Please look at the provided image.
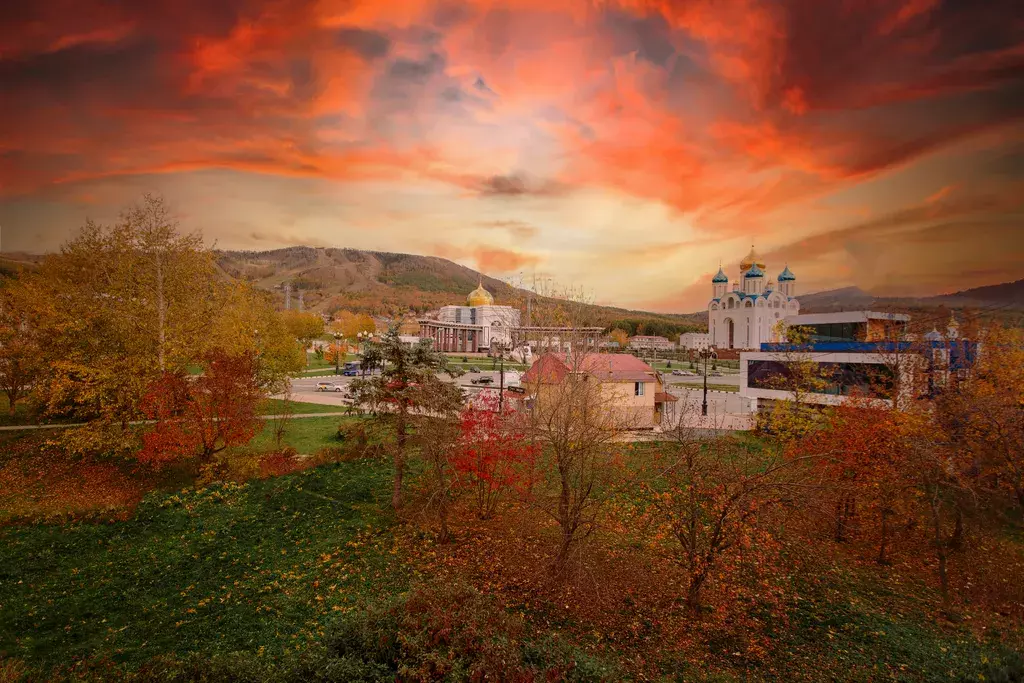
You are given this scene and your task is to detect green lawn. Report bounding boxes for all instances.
[247,415,353,455]
[302,353,360,370]
[674,382,739,393]
[0,461,404,671]
[257,399,348,416]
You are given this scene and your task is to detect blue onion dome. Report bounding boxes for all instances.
[778,265,796,282]
[712,267,729,283]
[744,263,765,278]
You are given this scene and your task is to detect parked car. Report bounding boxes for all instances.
[671,369,683,375]
[710,371,723,377]
[316,381,344,392]
[468,366,481,373]
[471,376,494,385]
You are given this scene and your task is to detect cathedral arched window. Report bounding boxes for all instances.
[744,300,753,308]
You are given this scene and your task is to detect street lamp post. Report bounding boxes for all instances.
[333,332,341,375]
[492,341,506,413]
[699,346,716,417]
[357,331,368,378]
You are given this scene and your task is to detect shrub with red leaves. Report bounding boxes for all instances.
[453,393,538,519]
[139,350,262,468]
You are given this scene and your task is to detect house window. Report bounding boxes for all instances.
[634,382,644,396]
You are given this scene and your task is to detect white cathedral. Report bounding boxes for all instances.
[708,247,799,349]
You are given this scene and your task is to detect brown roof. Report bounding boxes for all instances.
[655,391,678,403]
[523,353,656,384]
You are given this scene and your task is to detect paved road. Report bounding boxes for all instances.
[283,370,513,406]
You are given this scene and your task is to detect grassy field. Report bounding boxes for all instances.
[247,415,349,454]
[674,382,739,393]
[2,422,1021,680]
[0,461,404,671]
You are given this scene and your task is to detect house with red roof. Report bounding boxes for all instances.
[522,353,677,429]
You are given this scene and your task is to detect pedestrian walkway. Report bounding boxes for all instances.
[0,412,352,432]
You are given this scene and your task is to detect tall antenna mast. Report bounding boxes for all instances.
[527,272,535,328]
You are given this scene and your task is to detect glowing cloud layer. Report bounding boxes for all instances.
[1,0,1021,310]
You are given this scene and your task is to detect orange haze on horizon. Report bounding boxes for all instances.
[1,0,1022,312]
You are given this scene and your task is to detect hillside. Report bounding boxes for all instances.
[0,252,43,280]
[795,282,1024,327]
[216,247,705,334]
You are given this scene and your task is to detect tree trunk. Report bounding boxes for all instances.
[928,495,953,616]
[554,458,573,571]
[686,568,708,613]
[156,250,166,372]
[877,507,891,565]
[948,506,964,551]
[553,525,574,574]
[834,499,846,543]
[392,410,407,509]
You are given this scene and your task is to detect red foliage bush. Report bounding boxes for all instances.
[139,350,262,467]
[452,394,538,519]
[258,448,307,479]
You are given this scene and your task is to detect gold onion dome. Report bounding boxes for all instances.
[467,281,494,307]
[740,245,766,271]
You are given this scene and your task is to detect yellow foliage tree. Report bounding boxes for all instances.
[332,310,376,340]
[282,310,325,365]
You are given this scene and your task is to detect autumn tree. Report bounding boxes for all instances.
[941,325,1024,512]
[416,410,462,543]
[30,196,221,454]
[0,279,46,416]
[139,350,262,470]
[793,401,906,560]
[755,323,837,442]
[324,343,347,367]
[283,311,325,365]
[351,327,463,509]
[332,310,376,340]
[645,411,812,611]
[25,195,302,456]
[608,327,629,350]
[895,406,975,616]
[206,282,305,394]
[454,393,538,520]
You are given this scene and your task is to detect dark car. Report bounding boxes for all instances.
[471,376,494,385]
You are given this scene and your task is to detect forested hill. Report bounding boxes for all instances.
[215,247,704,336]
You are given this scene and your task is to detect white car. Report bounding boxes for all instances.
[315,381,344,392]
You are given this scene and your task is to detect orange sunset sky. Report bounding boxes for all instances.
[0,0,1022,312]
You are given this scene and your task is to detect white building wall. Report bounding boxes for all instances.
[679,332,711,350]
[708,291,798,350]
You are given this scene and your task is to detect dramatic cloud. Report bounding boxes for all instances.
[0,0,1022,311]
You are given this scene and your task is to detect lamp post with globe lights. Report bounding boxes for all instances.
[699,346,717,416]
[333,332,342,376]
[356,330,370,377]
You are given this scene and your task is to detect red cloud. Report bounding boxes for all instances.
[1,0,1022,303]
